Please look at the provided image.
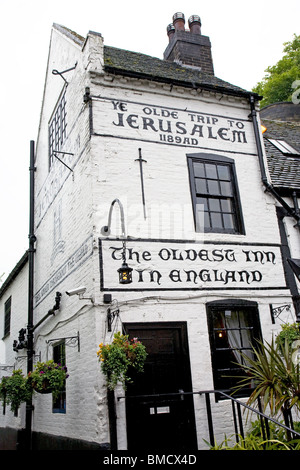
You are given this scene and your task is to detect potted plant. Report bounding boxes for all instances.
[0,369,32,414]
[28,360,69,400]
[233,337,300,439]
[275,322,300,353]
[97,331,147,390]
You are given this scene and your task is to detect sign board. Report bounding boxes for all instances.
[93,97,255,154]
[35,236,93,307]
[99,238,288,292]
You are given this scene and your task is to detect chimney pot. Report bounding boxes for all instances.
[188,15,201,34]
[164,13,214,75]
[173,12,185,31]
[167,23,175,42]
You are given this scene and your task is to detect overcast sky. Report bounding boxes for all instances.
[0,0,299,284]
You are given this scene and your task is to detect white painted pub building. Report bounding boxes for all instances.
[0,13,299,450]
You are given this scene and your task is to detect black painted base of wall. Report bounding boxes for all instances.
[0,426,110,451]
[0,426,20,450]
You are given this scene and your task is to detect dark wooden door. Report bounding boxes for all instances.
[124,322,197,451]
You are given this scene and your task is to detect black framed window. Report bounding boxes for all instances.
[3,297,11,338]
[187,154,244,234]
[48,89,67,169]
[207,300,262,398]
[52,341,66,413]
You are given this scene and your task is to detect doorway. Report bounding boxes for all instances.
[124,322,197,451]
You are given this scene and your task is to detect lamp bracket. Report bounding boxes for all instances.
[101,199,133,284]
[101,199,126,237]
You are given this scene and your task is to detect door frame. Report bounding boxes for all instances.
[123,321,197,450]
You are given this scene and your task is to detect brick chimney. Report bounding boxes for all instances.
[163,12,214,75]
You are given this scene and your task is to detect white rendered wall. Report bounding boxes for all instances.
[0,24,297,449]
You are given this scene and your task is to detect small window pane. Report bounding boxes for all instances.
[196,209,207,230]
[220,181,232,196]
[196,197,208,210]
[207,180,220,195]
[220,199,232,212]
[223,213,235,229]
[195,178,208,194]
[217,165,230,180]
[203,212,211,229]
[205,164,218,179]
[196,210,204,229]
[211,212,223,228]
[193,162,205,177]
[208,198,221,212]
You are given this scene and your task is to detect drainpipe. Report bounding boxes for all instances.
[249,96,300,322]
[107,389,118,450]
[249,95,300,231]
[24,140,36,450]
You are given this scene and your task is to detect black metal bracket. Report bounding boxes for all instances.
[0,364,14,371]
[270,304,291,324]
[46,332,80,352]
[13,293,62,352]
[13,328,28,352]
[107,302,120,332]
[52,62,78,84]
[52,151,74,174]
[83,86,91,103]
[15,352,41,364]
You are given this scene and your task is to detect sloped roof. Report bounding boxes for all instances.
[52,24,257,99]
[0,251,28,298]
[103,45,254,98]
[262,118,300,193]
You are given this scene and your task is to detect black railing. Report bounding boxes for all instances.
[117,389,300,449]
[200,389,300,447]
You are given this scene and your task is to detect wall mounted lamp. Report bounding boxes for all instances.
[101,199,133,285]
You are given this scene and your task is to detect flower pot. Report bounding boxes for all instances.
[31,378,54,394]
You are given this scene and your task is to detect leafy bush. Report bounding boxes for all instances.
[233,338,300,416]
[207,419,300,450]
[275,323,300,352]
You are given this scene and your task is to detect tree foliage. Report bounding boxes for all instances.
[252,34,300,107]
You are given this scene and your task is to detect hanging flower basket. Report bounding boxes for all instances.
[28,360,69,400]
[0,370,32,414]
[97,332,147,390]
